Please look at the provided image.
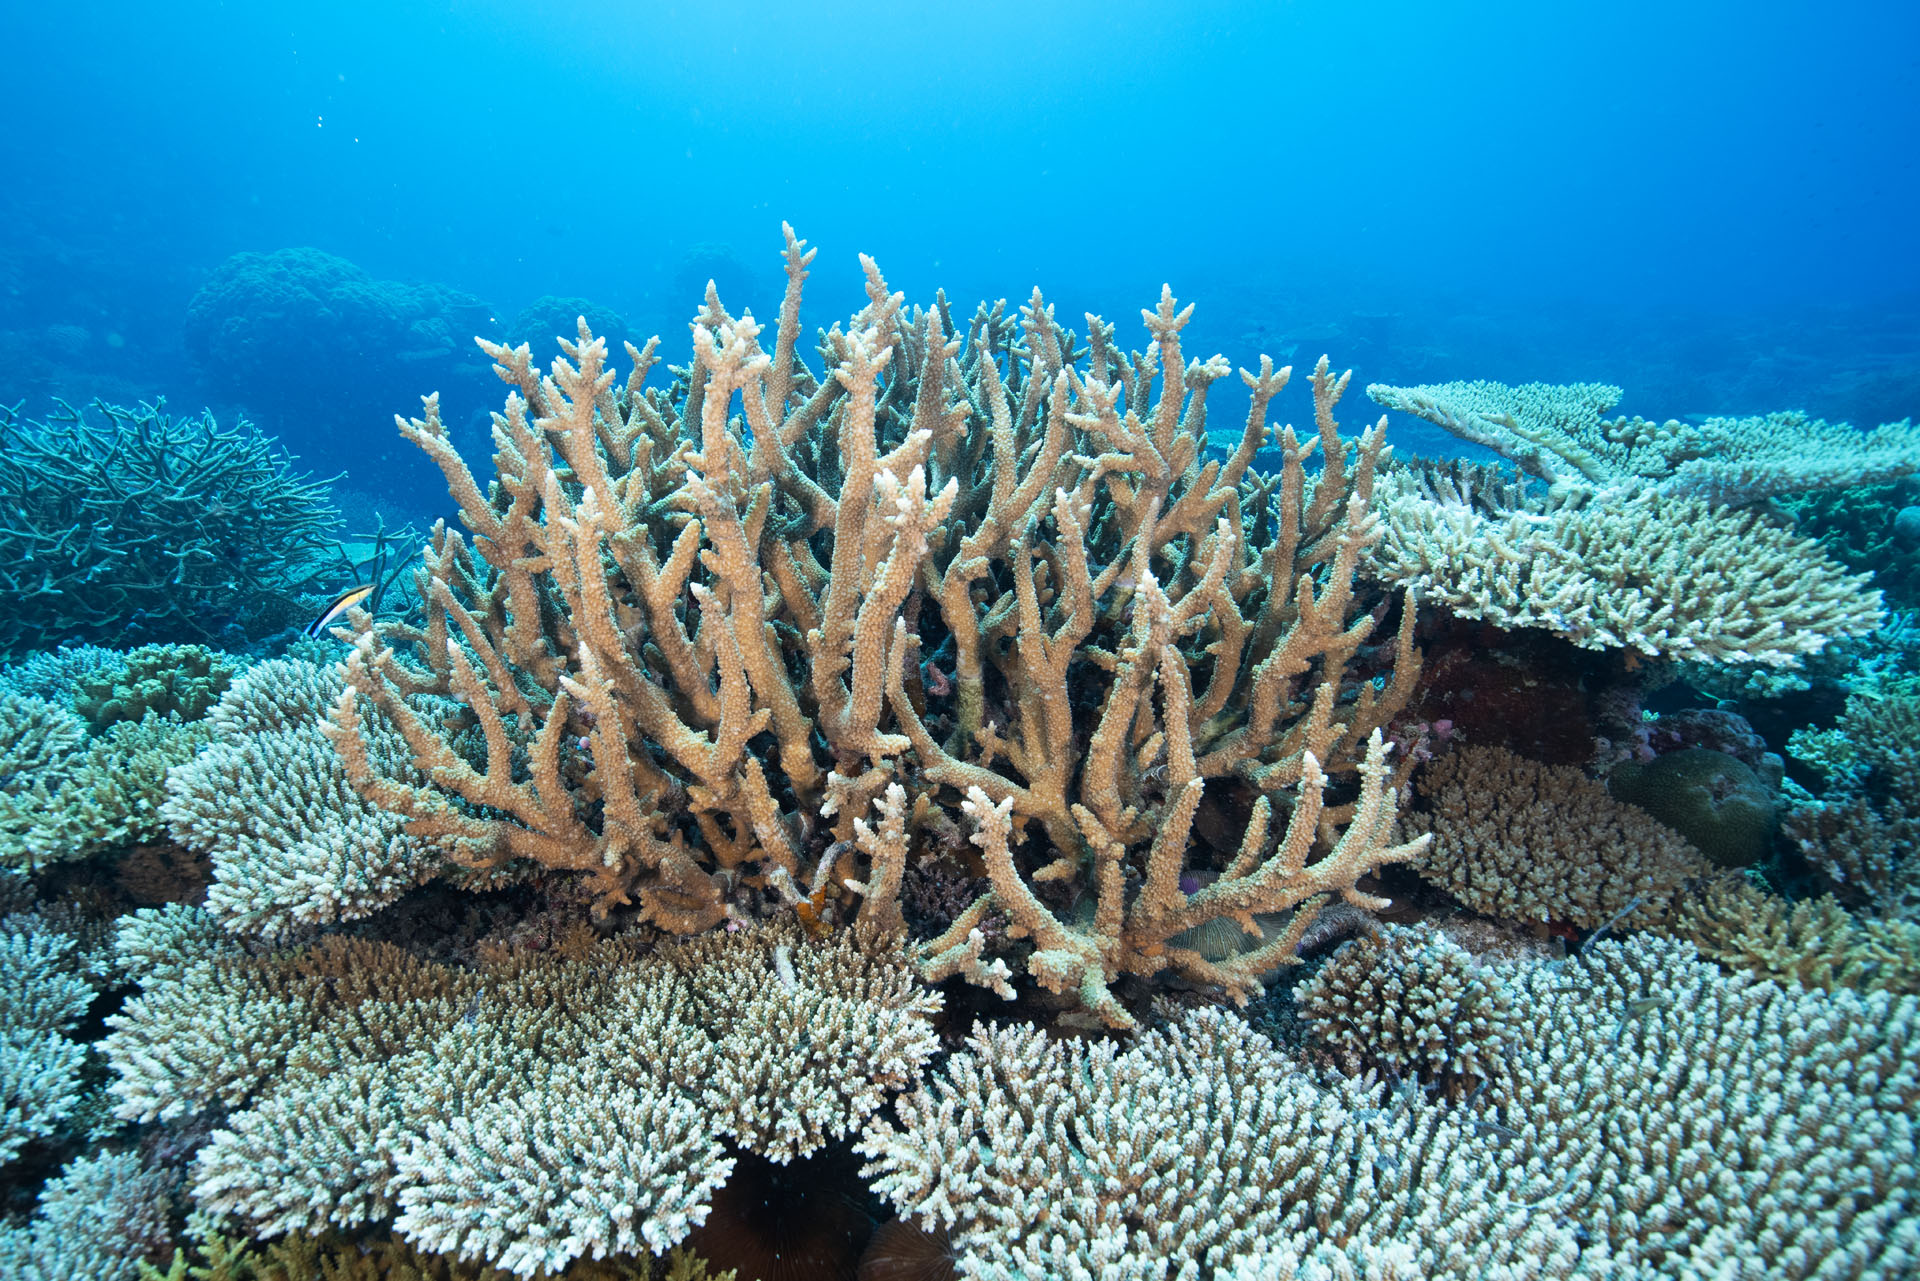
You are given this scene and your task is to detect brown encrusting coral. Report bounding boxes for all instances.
[325,226,1428,1026]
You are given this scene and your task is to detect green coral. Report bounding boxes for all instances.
[1784,479,1920,611]
[0,693,215,870]
[1608,748,1777,868]
[73,644,242,730]
[0,399,344,659]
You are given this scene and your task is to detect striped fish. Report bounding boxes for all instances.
[304,583,375,637]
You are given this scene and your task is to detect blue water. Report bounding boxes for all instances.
[4,0,1916,510]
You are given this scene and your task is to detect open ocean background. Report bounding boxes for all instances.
[4,0,1916,518]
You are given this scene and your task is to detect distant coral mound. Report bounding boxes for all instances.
[508,295,629,355]
[183,247,500,474]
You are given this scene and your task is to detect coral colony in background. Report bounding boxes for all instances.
[1,226,1918,1280]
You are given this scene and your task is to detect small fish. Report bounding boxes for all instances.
[305,584,375,637]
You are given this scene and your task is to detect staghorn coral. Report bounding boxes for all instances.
[102,906,940,1277]
[1293,923,1518,1091]
[0,1150,179,1281]
[161,658,452,939]
[326,226,1426,1027]
[1408,744,1711,929]
[1369,460,1883,666]
[1674,877,1920,994]
[1367,377,1920,506]
[858,938,1920,1279]
[0,399,345,658]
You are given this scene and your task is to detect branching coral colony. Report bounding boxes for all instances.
[327,227,1428,1027]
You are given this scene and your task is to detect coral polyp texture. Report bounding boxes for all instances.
[102,906,939,1276]
[858,938,1919,1280]
[327,225,1427,1028]
[1407,743,1710,929]
[1294,923,1519,1091]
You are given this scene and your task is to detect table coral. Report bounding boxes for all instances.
[1369,461,1883,666]
[161,658,450,939]
[1368,378,1920,506]
[102,907,940,1277]
[858,938,1920,1279]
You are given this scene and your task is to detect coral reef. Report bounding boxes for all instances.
[509,295,630,355]
[1609,746,1777,868]
[1294,923,1518,1091]
[1367,378,1920,505]
[1491,937,1919,1278]
[1676,877,1920,994]
[0,908,96,1166]
[0,399,345,659]
[0,691,214,871]
[183,247,500,470]
[160,658,452,939]
[1358,377,1914,667]
[861,938,1919,1279]
[857,1004,1582,1279]
[1786,478,1920,611]
[102,907,939,1276]
[1368,458,1883,665]
[0,645,134,704]
[142,1234,736,1281]
[1785,681,1920,920]
[1408,744,1711,928]
[73,645,241,731]
[0,230,1911,1281]
[328,228,1426,1028]
[0,1150,178,1281]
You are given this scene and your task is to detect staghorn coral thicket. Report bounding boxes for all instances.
[326,225,1428,1028]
